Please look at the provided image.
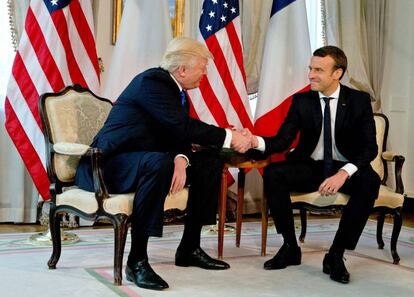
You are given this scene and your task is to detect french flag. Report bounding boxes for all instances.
[254,0,311,159]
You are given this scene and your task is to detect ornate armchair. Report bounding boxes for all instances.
[260,113,405,263]
[285,113,405,264]
[39,84,187,285]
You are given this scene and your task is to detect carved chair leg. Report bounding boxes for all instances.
[376,212,385,249]
[390,209,402,265]
[48,208,62,269]
[113,215,129,286]
[299,209,307,243]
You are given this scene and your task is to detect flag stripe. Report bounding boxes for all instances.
[5,0,100,200]
[66,10,100,89]
[197,78,230,127]
[11,53,42,129]
[25,8,65,92]
[69,0,100,78]
[4,99,50,199]
[205,34,253,130]
[255,0,311,139]
[50,9,88,87]
[31,1,72,85]
[6,76,46,167]
[225,20,246,86]
[189,0,252,134]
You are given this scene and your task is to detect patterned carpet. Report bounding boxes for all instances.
[1,219,414,297]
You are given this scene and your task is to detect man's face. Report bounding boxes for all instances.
[308,55,342,96]
[176,57,208,90]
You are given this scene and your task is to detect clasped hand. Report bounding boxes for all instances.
[230,128,258,153]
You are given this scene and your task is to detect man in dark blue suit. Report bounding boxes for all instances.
[249,46,380,284]
[75,37,251,290]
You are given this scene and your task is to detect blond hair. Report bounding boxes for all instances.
[160,37,212,72]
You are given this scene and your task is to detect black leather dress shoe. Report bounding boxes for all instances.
[125,259,169,290]
[323,252,350,284]
[175,247,230,270]
[264,243,301,270]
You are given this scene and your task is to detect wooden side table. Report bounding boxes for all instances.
[218,150,270,259]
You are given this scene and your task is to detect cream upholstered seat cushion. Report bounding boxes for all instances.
[375,185,404,208]
[290,184,403,209]
[290,191,349,207]
[57,188,188,215]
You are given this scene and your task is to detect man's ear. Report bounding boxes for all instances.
[177,65,186,77]
[333,68,343,80]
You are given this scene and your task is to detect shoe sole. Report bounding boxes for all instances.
[330,275,350,284]
[264,259,301,270]
[175,260,190,267]
[323,265,350,284]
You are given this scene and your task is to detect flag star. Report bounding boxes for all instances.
[51,0,58,5]
[212,0,218,4]
[230,7,236,13]
[206,24,212,31]
[209,11,215,18]
[223,2,228,8]
[220,15,226,22]
[201,9,204,15]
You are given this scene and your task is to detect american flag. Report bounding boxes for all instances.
[4,0,100,200]
[254,0,311,160]
[187,0,253,131]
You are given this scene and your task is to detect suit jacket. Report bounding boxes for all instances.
[263,85,377,170]
[75,68,225,191]
[92,67,226,157]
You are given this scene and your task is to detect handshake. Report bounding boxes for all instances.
[230,128,259,153]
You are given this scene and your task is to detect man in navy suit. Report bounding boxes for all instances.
[75,37,251,290]
[249,46,380,283]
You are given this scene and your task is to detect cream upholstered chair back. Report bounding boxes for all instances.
[371,114,387,181]
[42,86,112,183]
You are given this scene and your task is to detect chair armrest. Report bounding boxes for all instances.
[53,142,91,156]
[382,151,405,194]
[53,142,109,202]
[382,151,402,161]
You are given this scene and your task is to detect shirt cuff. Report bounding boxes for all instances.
[223,129,232,148]
[341,163,358,177]
[255,136,266,152]
[174,154,190,167]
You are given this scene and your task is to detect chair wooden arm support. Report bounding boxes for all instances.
[218,151,270,259]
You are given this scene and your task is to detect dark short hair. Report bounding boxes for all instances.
[313,46,347,79]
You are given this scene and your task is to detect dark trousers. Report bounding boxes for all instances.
[263,159,380,250]
[101,150,222,237]
[76,149,222,241]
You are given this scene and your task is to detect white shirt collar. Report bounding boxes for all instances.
[318,84,340,100]
[169,73,184,92]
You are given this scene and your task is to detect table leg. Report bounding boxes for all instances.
[236,169,245,247]
[261,191,268,256]
[218,166,228,259]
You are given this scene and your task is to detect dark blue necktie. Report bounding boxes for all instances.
[180,90,186,106]
[323,97,333,178]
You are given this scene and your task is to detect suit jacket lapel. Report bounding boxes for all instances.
[335,85,348,135]
[310,91,322,133]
